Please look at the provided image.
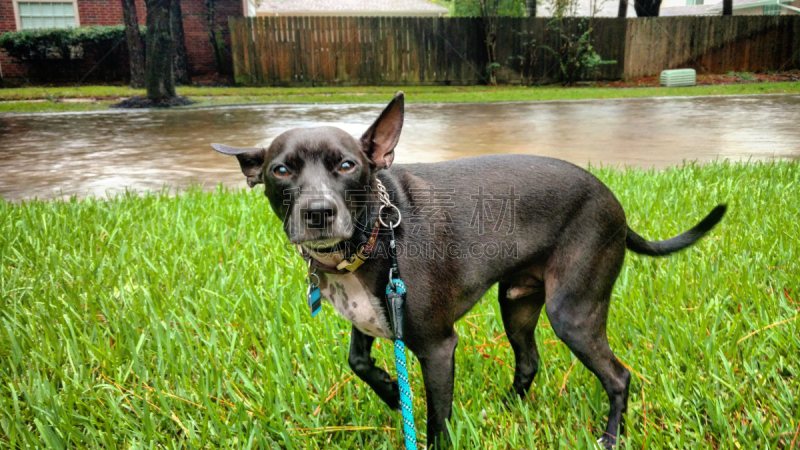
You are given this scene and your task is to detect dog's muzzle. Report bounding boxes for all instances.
[287,193,354,245]
[302,198,337,230]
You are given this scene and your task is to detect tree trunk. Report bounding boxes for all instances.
[525,0,536,17]
[617,0,627,17]
[633,0,662,16]
[722,0,733,15]
[121,0,145,88]
[145,0,176,102]
[171,0,190,84]
[478,0,499,85]
[205,0,224,73]
[486,30,497,85]
[481,16,498,85]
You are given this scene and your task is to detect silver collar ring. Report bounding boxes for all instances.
[375,178,402,228]
[378,203,402,228]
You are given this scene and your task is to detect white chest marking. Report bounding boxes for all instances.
[319,272,392,339]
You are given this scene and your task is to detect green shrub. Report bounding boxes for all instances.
[540,18,617,86]
[451,0,527,17]
[0,25,145,61]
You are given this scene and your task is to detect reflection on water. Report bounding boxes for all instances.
[1,95,799,201]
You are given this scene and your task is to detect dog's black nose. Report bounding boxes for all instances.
[302,199,337,229]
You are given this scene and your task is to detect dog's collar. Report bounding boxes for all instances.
[299,220,382,275]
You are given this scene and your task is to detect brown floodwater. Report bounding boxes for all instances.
[1,94,799,201]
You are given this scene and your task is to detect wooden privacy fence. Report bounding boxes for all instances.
[229,17,487,85]
[625,16,800,78]
[230,15,800,86]
[229,16,625,85]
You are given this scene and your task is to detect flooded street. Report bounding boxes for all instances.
[1,94,799,201]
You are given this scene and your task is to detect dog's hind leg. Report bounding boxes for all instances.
[498,281,545,402]
[544,238,631,449]
[348,326,400,410]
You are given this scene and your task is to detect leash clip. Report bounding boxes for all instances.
[385,220,406,339]
[385,278,406,341]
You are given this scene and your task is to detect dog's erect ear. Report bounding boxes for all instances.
[360,92,404,170]
[211,143,266,187]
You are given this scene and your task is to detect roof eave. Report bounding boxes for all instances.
[727,0,792,9]
[255,9,450,17]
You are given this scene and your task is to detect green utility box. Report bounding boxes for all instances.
[660,69,697,87]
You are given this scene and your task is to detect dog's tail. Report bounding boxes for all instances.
[625,204,727,257]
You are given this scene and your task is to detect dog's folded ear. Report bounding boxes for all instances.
[360,91,404,170]
[211,143,266,187]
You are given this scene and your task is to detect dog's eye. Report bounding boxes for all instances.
[273,165,290,177]
[339,161,356,173]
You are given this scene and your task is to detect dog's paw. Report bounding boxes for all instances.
[501,388,523,412]
[382,380,401,412]
[596,435,619,449]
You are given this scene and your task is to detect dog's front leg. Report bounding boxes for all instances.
[417,330,459,449]
[347,326,400,410]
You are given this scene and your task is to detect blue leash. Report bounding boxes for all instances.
[385,223,417,449]
[304,192,417,447]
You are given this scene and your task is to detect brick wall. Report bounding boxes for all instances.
[0,0,241,82]
[182,0,239,76]
[78,0,146,26]
[0,0,22,77]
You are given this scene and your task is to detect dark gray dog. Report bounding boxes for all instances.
[211,92,725,448]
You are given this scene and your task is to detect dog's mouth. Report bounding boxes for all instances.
[300,238,344,250]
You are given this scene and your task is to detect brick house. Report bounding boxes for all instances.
[660,0,800,16]
[0,0,244,80]
[250,0,449,17]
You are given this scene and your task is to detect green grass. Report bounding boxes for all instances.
[1,162,798,448]
[1,82,799,114]
[0,100,114,114]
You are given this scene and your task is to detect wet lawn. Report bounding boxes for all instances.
[1,81,799,113]
[1,161,798,448]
